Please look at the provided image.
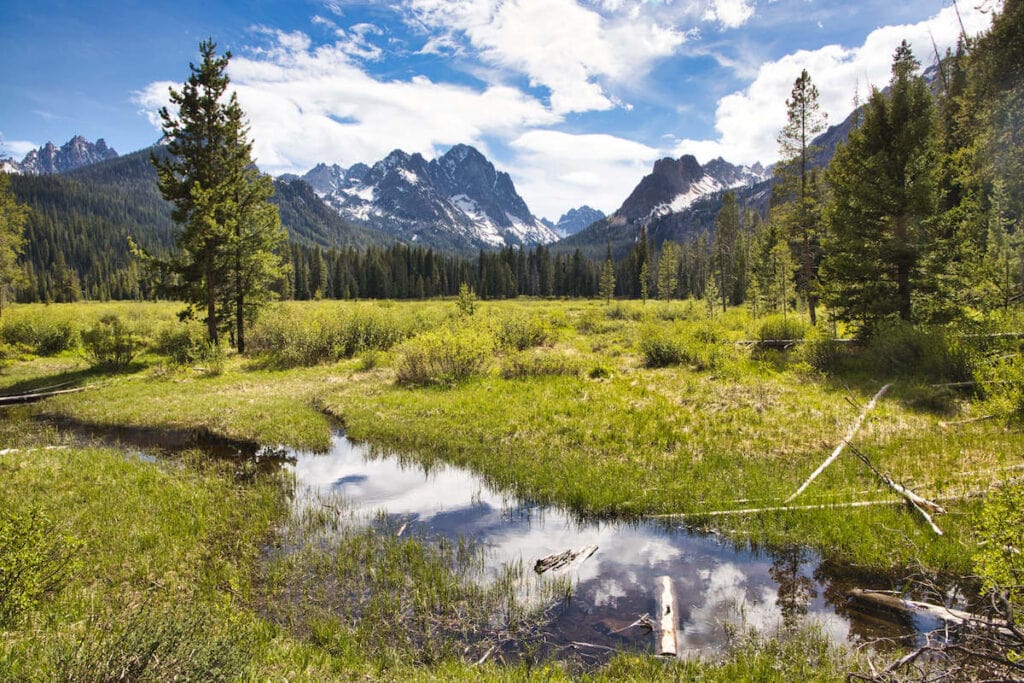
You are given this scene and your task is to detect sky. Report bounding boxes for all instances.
[0,0,1000,220]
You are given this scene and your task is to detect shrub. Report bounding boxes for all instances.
[155,321,222,367]
[456,283,477,317]
[973,482,1024,608]
[499,351,581,379]
[639,329,686,368]
[394,325,493,386]
[606,302,645,321]
[639,325,723,371]
[247,307,409,367]
[866,320,972,382]
[82,315,141,369]
[0,509,79,627]
[1,317,79,356]
[796,325,844,374]
[494,313,555,351]
[756,314,809,342]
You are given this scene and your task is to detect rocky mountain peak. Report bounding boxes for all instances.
[13,135,118,175]
[553,205,605,237]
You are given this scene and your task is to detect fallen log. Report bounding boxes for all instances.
[534,544,598,574]
[651,499,909,519]
[846,442,945,535]
[784,383,892,503]
[0,445,68,456]
[655,575,679,657]
[847,589,1014,634]
[0,386,88,406]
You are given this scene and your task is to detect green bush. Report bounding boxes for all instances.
[499,350,581,379]
[394,325,493,385]
[494,313,555,351]
[1,317,79,356]
[866,320,973,382]
[0,509,79,627]
[973,482,1024,608]
[155,321,222,367]
[247,307,409,367]
[757,314,810,342]
[82,315,142,369]
[639,324,723,370]
[796,325,844,374]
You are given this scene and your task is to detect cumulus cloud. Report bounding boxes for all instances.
[509,130,661,218]
[0,137,40,159]
[703,0,755,29]
[675,2,995,165]
[404,0,690,114]
[135,29,558,175]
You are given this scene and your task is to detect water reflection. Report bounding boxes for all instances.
[287,431,918,655]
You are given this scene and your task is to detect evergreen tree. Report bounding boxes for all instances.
[712,192,740,313]
[657,241,680,302]
[823,42,939,331]
[599,242,615,304]
[151,39,287,350]
[774,70,827,324]
[0,174,27,316]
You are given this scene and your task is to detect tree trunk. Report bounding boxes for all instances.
[206,256,218,345]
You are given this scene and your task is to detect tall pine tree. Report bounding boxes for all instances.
[823,41,939,331]
[774,69,827,324]
[151,39,287,350]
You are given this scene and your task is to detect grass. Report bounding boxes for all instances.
[0,298,1021,678]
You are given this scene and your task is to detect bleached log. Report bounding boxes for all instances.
[784,383,892,503]
[847,589,1013,634]
[655,575,679,657]
[847,443,945,535]
[0,386,88,406]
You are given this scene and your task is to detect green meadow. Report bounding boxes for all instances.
[1,298,1020,679]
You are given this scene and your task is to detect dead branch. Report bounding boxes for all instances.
[939,415,996,428]
[845,442,945,535]
[0,385,89,406]
[609,613,654,634]
[785,383,892,503]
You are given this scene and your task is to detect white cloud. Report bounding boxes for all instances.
[0,137,39,159]
[404,0,690,114]
[703,0,755,29]
[675,2,996,166]
[509,130,661,218]
[136,29,558,176]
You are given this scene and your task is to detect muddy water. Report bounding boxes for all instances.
[289,431,939,656]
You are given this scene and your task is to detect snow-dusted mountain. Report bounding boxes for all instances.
[3,136,118,174]
[300,145,558,252]
[548,205,605,237]
[615,154,768,224]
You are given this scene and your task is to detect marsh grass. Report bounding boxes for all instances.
[4,299,1021,576]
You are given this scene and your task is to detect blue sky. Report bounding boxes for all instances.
[0,0,998,219]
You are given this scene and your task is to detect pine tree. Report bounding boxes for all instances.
[599,242,615,304]
[0,174,27,316]
[151,39,287,350]
[712,192,740,313]
[657,241,679,302]
[775,69,827,324]
[823,41,939,331]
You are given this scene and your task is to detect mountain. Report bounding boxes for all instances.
[4,135,119,174]
[559,155,770,258]
[301,144,559,253]
[550,206,605,237]
[9,146,393,301]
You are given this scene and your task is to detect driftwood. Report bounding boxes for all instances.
[847,589,1013,634]
[0,386,88,406]
[736,338,857,349]
[845,442,945,535]
[0,445,68,456]
[655,575,679,657]
[651,499,915,519]
[784,383,892,504]
[609,613,654,635]
[534,545,598,574]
